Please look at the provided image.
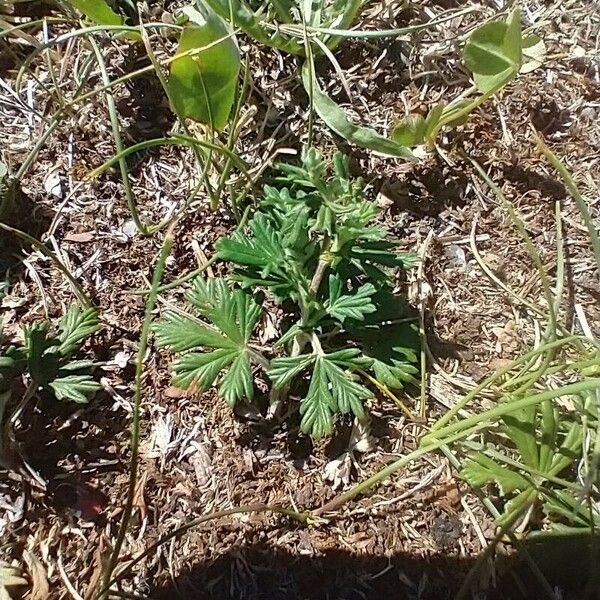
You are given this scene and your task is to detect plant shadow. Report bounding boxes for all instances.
[147,534,600,599]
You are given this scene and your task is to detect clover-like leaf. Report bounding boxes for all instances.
[463,8,522,93]
[154,277,262,406]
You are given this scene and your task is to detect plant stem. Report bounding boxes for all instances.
[314,422,489,515]
[99,226,175,599]
[89,39,148,235]
[536,133,600,288]
[0,222,92,307]
[139,22,219,214]
[316,379,599,515]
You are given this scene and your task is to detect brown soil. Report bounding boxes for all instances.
[1,1,599,599]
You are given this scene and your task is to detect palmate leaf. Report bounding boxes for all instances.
[154,278,262,406]
[48,374,102,404]
[216,213,284,269]
[326,275,376,323]
[371,356,418,389]
[461,452,530,495]
[153,311,235,351]
[268,349,372,439]
[57,305,101,356]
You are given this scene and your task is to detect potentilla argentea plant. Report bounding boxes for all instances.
[154,149,419,438]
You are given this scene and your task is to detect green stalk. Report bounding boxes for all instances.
[314,422,490,515]
[427,379,599,444]
[88,135,251,185]
[431,336,581,432]
[127,204,252,296]
[139,23,219,214]
[89,39,148,235]
[99,227,175,598]
[317,380,598,515]
[536,134,600,285]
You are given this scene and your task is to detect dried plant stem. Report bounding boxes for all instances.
[0,222,92,307]
[97,504,309,597]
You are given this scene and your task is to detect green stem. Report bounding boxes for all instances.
[88,135,251,185]
[127,204,252,296]
[536,134,600,287]
[89,39,148,235]
[99,227,175,598]
[317,379,599,515]
[314,422,489,515]
[431,335,582,432]
[426,379,599,444]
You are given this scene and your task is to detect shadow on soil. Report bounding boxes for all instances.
[148,534,600,600]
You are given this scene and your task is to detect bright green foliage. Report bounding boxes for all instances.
[67,0,124,26]
[463,7,522,93]
[392,8,545,148]
[201,0,362,55]
[460,396,589,527]
[0,306,101,404]
[168,5,241,130]
[301,64,416,160]
[155,150,418,438]
[153,278,261,406]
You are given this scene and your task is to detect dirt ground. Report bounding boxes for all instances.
[1,0,599,598]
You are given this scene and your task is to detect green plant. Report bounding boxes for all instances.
[154,150,419,438]
[193,0,471,159]
[393,8,545,147]
[0,305,101,405]
[460,394,592,527]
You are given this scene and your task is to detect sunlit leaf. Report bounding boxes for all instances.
[57,305,101,356]
[461,452,530,494]
[302,62,416,159]
[521,34,546,73]
[68,0,124,26]
[169,5,240,130]
[463,8,522,93]
[154,278,261,406]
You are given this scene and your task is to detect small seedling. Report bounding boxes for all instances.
[0,305,102,405]
[392,8,545,148]
[154,150,419,438]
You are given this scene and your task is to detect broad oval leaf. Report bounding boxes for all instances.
[521,34,546,74]
[302,62,416,160]
[169,5,241,130]
[391,115,427,147]
[68,0,124,26]
[463,8,522,93]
